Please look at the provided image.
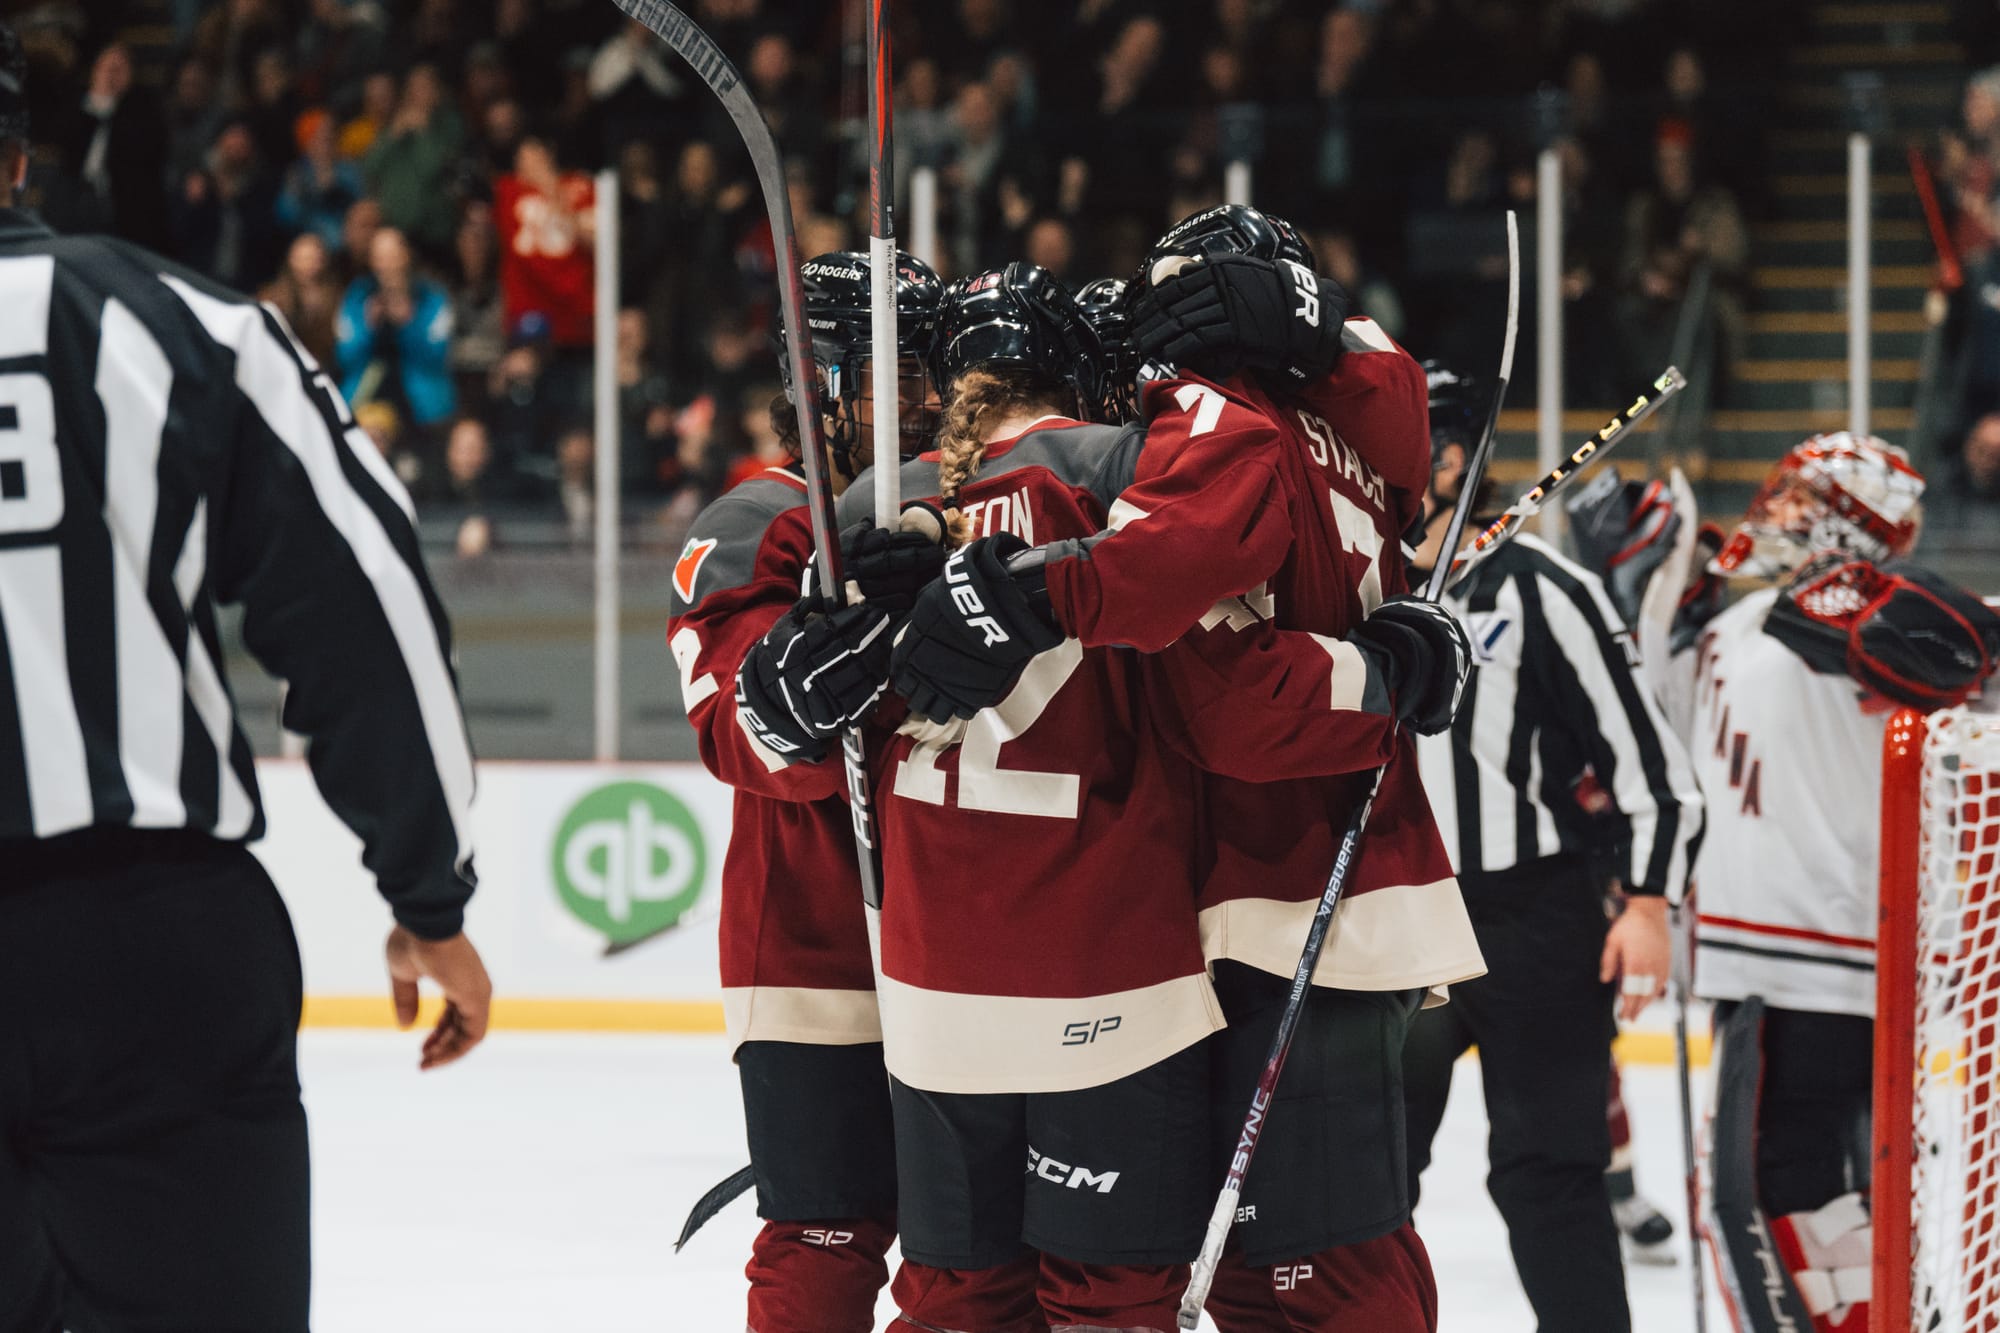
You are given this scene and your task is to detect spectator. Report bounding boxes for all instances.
[647,139,750,382]
[459,43,512,129]
[588,18,684,146]
[1927,412,2000,536]
[894,57,954,190]
[337,195,383,286]
[337,226,457,433]
[192,0,284,107]
[617,307,677,493]
[449,203,507,409]
[244,46,302,173]
[744,32,817,164]
[164,57,227,187]
[1945,66,2000,268]
[1315,225,1406,340]
[364,62,464,259]
[1023,216,1074,281]
[1621,123,1749,381]
[494,134,597,349]
[488,312,587,492]
[555,421,595,544]
[942,81,1038,273]
[338,69,397,162]
[260,231,343,369]
[276,108,365,250]
[353,397,427,495]
[435,413,515,517]
[296,0,388,103]
[172,120,282,291]
[63,42,168,249]
[474,95,527,177]
[1309,6,1377,201]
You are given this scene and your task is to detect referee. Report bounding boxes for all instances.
[1401,365,1703,1333]
[0,28,488,1332]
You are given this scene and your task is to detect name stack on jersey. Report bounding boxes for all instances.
[1689,588,1883,1017]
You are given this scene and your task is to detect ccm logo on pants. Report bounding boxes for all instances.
[1027,1147,1120,1194]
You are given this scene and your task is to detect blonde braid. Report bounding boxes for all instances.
[936,367,1070,547]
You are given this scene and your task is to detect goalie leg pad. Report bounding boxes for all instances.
[1768,1194,1872,1332]
[1707,997,1826,1333]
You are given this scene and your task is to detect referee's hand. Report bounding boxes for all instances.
[385,927,493,1070]
[1600,894,1669,1023]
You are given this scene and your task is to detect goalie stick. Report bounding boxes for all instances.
[1179,211,1520,1329]
[611,0,885,915]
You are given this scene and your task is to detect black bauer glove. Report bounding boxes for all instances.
[1346,597,1474,736]
[837,503,948,617]
[890,533,1065,723]
[1131,253,1351,384]
[734,597,895,762]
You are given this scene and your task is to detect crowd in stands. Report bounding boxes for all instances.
[15,0,1787,553]
[1927,61,2000,539]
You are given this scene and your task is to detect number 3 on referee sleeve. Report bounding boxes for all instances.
[0,372,64,536]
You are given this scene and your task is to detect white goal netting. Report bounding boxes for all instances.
[1909,707,2000,1333]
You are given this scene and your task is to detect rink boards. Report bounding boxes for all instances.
[252,759,1704,1063]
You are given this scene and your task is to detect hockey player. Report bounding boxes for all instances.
[1675,435,1999,1332]
[665,249,943,1333]
[1075,276,1139,423]
[821,261,1221,1333]
[887,206,1486,1330]
[1401,362,1705,1333]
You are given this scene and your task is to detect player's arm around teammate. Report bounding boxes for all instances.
[666,250,945,1333]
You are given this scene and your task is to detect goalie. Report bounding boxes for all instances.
[1618,434,2000,1332]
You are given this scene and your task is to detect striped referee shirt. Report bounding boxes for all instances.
[1415,531,1703,896]
[0,210,475,938]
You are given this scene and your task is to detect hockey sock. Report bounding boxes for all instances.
[1036,1255,1186,1332]
[1205,1224,1439,1333]
[746,1216,895,1333]
[891,1255,1045,1333]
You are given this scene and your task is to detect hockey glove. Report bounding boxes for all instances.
[735,597,895,762]
[1346,597,1474,735]
[890,533,1065,723]
[1668,521,1728,655]
[837,504,948,616]
[1131,254,1350,384]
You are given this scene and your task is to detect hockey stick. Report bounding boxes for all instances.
[1444,366,1688,593]
[613,0,886,911]
[1178,211,1520,1330]
[867,0,899,530]
[673,1164,756,1253]
[1671,897,1709,1333]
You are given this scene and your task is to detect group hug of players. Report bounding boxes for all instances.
[665,203,2000,1333]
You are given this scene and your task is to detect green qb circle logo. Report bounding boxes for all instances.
[551,782,707,944]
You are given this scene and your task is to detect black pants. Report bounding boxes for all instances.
[1402,856,1627,1333]
[0,830,310,1333]
[1712,1001,1873,1216]
[738,1039,897,1220]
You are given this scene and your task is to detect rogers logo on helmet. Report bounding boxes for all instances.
[803,262,864,281]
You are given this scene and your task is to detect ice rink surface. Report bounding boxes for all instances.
[302,1030,1726,1331]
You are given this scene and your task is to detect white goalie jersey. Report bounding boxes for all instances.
[1686,587,1887,1018]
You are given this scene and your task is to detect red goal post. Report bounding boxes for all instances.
[1876,704,2000,1333]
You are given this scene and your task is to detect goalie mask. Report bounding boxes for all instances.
[1076,277,1139,422]
[1715,433,1924,581]
[778,250,943,477]
[932,263,1107,423]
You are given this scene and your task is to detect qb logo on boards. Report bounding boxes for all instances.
[551,781,708,947]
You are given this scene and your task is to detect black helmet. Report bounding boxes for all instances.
[779,249,944,470]
[933,263,1106,423]
[1076,277,1138,422]
[1422,359,1485,467]
[1132,203,1315,297]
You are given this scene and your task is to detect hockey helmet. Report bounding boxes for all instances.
[1133,204,1316,295]
[777,249,944,470]
[932,263,1107,422]
[1714,432,1925,581]
[1422,359,1486,468]
[1076,276,1139,422]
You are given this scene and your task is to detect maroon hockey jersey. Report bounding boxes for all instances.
[1045,318,1483,996]
[668,467,880,1050]
[836,421,1222,1095]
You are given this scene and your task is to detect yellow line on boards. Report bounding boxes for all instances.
[300,997,1712,1066]
[300,996,729,1033]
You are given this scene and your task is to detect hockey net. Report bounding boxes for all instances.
[1877,705,2000,1333]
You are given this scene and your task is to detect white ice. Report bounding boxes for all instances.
[302,1030,1726,1331]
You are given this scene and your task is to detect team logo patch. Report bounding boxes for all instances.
[674,537,718,602]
